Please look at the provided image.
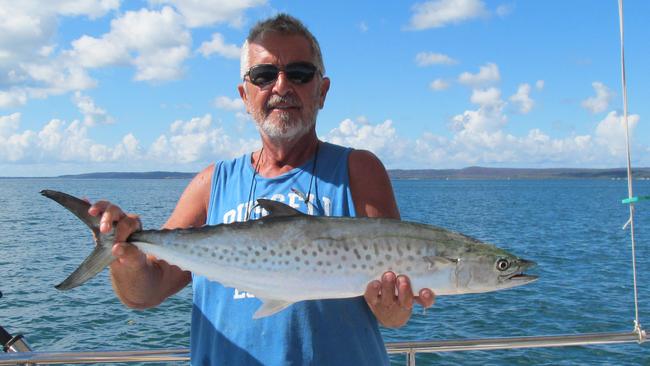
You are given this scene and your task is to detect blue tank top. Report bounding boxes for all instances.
[191,142,389,365]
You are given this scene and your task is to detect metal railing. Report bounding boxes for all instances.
[1,328,645,366]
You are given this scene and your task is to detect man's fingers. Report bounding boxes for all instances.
[396,275,414,310]
[414,288,436,308]
[364,280,381,306]
[111,242,145,267]
[380,272,397,306]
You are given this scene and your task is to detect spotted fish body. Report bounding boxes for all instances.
[41,190,537,318]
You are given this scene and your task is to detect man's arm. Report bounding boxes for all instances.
[348,150,435,328]
[90,165,214,309]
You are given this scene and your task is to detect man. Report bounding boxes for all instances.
[90,14,434,365]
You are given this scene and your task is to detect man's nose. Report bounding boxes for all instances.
[271,71,291,96]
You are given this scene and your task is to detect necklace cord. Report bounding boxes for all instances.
[245,147,264,221]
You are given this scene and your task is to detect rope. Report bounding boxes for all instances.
[617,0,641,335]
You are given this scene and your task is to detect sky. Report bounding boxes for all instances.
[0,0,648,176]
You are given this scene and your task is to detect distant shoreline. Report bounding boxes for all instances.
[2,167,650,180]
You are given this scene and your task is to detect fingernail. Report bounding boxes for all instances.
[383,272,394,281]
[100,222,109,232]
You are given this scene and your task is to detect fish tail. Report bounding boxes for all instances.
[40,190,115,290]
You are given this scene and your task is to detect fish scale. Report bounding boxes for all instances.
[41,189,538,319]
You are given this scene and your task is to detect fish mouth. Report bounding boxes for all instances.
[503,259,538,283]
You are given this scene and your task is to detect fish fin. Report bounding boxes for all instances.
[55,245,114,290]
[41,190,116,290]
[424,256,459,271]
[253,299,294,319]
[40,190,100,237]
[255,199,305,218]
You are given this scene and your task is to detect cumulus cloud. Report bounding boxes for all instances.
[415,52,457,66]
[72,92,114,126]
[150,0,266,28]
[214,96,245,111]
[458,63,500,86]
[582,81,613,114]
[430,79,450,91]
[324,117,409,165]
[0,112,260,169]
[149,114,258,163]
[69,6,191,82]
[407,0,488,30]
[595,111,640,156]
[509,83,534,114]
[0,1,119,104]
[535,80,545,90]
[198,33,241,59]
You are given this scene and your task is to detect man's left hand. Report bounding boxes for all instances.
[364,271,435,328]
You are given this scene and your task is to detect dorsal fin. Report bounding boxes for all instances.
[255,199,304,218]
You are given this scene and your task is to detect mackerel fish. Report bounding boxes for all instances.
[41,190,537,318]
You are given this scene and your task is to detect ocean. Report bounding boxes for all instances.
[1,178,648,365]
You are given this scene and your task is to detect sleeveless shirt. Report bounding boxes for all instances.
[191,142,389,365]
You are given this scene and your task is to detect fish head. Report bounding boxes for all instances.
[454,252,538,293]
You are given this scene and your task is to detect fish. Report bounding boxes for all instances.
[41,189,537,318]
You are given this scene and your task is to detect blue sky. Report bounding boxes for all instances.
[0,0,648,176]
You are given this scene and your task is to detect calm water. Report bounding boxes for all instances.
[1,178,649,365]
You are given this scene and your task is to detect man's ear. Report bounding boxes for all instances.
[238,83,250,113]
[318,77,330,109]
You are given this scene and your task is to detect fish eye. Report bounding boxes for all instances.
[496,258,510,271]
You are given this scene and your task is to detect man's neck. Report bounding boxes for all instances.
[253,131,319,178]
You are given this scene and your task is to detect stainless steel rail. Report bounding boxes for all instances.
[0,329,645,365]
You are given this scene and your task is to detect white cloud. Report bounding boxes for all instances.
[595,110,640,156]
[470,87,502,107]
[0,89,28,108]
[0,112,260,169]
[0,1,119,104]
[535,80,545,90]
[149,114,259,163]
[150,0,267,28]
[72,92,114,126]
[509,83,534,114]
[415,52,457,66]
[198,33,241,59]
[430,79,450,91]
[407,0,488,30]
[582,81,613,114]
[324,118,409,165]
[214,96,245,111]
[0,112,21,138]
[458,63,500,86]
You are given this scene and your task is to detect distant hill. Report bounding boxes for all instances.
[37,167,650,180]
[56,171,196,179]
[388,166,650,180]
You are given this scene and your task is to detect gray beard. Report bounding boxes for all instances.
[256,109,318,142]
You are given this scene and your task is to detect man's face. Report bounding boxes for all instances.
[238,33,330,141]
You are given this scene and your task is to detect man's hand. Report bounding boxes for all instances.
[88,200,146,269]
[364,271,435,328]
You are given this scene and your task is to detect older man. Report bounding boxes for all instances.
[92,14,434,365]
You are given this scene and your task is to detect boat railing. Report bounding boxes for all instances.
[0,328,645,366]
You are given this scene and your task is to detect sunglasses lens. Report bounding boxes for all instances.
[285,63,317,84]
[248,65,280,86]
[247,63,318,87]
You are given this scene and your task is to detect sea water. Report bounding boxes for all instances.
[0,178,648,365]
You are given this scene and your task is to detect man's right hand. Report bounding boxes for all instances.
[88,200,146,269]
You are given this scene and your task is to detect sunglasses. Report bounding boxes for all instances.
[244,62,320,87]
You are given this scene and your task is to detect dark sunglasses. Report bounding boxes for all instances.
[244,62,320,87]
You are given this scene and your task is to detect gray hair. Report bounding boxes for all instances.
[240,13,325,79]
